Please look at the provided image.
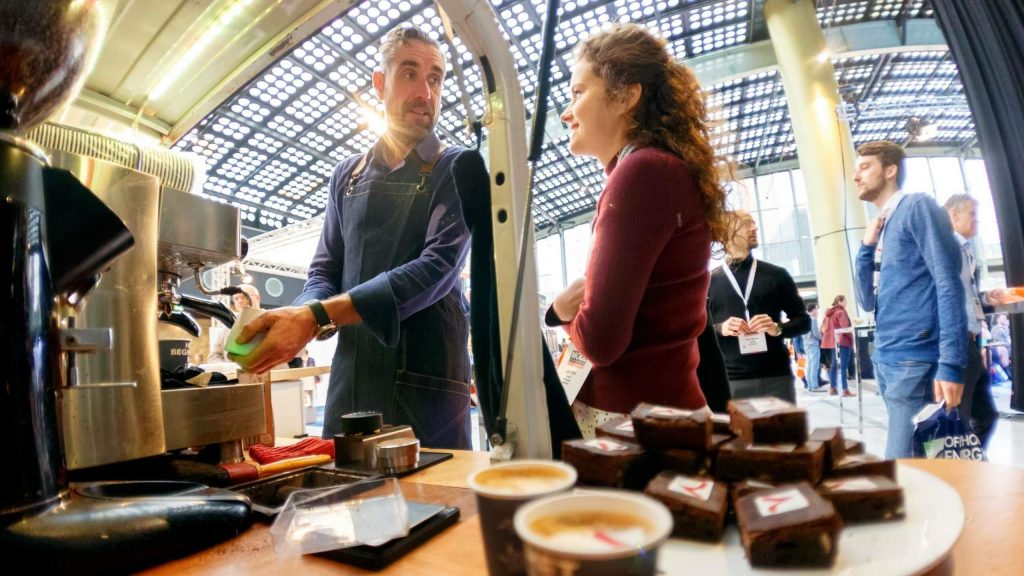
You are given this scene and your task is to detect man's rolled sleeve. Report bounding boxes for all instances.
[349,149,472,347]
[349,272,401,346]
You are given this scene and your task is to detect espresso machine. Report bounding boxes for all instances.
[0,2,251,573]
[27,128,270,470]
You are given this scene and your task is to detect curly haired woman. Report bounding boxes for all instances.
[546,24,730,436]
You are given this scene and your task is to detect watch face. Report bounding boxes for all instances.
[316,325,338,341]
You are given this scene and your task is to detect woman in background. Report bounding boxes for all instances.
[822,295,855,397]
[546,23,730,436]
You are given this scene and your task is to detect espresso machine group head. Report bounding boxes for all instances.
[0,2,251,572]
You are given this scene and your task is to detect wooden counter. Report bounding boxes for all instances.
[141,453,1024,575]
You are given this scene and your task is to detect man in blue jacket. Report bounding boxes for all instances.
[853,140,966,459]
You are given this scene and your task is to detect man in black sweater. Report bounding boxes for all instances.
[708,210,810,403]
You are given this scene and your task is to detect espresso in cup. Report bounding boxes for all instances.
[528,510,654,554]
[473,464,574,495]
[514,490,672,576]
[468,460,577,576]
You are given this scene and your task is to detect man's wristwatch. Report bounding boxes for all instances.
[304,300,338,340]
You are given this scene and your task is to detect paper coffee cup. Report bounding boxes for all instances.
[225,307,265,357]
[513,489,673,576]
[468,460,577,576]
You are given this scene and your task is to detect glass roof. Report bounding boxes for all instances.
[172,0,969,232]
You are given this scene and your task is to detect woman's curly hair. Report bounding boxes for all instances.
[577,23,731,244]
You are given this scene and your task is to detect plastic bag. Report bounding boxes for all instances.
[912,401,986,460]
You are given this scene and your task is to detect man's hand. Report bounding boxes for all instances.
[985,288,1010,306]
[747,313,781,336]
[720,316,750,337]
[553,277,586,323]
[863,216,884,245]
[230,305,318,374]
[933,379,964,408]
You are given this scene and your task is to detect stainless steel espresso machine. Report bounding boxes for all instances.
[28,128,269,471]
[0,2,252,573]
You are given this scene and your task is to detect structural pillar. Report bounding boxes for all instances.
[765,0,866,310]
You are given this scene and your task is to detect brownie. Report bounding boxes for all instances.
[729,479,778,521]
[631,403,712,451]
[844,439,866,455]
[658,448,706,475]
[596,417,636,444]
[809,427,847,470]
[731,478,778,503]
[828,453,897,481]
[561,438,653,489]
[818,475,905,523]
[735,482,843,568]
[715,440,825,484]
[727,397,808,445]
[707,433,737,471]
[710,412,732,435]
[645,472,727,542]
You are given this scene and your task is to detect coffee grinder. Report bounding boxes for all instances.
[0,2,251,573]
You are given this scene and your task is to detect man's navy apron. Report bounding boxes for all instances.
[322,147,472,449]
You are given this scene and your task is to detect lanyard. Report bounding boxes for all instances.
[722,258,757,321]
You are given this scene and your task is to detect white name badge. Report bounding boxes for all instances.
[556,341,592,404]
[738,332,768,355]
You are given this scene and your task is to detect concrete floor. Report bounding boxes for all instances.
[796,377,1023,469]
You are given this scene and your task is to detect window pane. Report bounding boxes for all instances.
[756,171,793,210]
[792,168,808,205]
[562,222,592,280]
[964,159,1003,263]
[535,234,564,301]
[903,157,933,196]
[928,157,965,205]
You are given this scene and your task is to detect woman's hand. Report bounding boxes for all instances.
[553,278,587,323]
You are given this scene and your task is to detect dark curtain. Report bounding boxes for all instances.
[453,152,580,457]
[932,0,1024,410]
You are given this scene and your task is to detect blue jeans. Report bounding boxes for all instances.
[806,344,822,390]
[875,360,937,459]
[829,346,852,390]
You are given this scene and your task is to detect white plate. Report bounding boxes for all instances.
[658,463,964,575]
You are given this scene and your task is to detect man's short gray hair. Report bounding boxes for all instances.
[379,24,446,72]
[944,193,977,214]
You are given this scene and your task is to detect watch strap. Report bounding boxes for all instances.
[304,299,331,328]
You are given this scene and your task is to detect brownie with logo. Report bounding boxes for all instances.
[715,440,825,484]
[561,438,653,489]
[817,475,905,523]
[735,482,843,568]
[809,427,846,470]
[728,397,808,445]
[596,417,636,444]
[631,403,712,451]
[828,453,897,481]
[728,479,778,522]
[644,472,727,542]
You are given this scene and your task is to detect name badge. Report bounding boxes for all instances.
[972,296,985,323]
[739,332,768,355]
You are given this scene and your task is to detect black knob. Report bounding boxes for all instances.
[340,411,384,436]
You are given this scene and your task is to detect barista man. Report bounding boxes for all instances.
[232,25,481,450]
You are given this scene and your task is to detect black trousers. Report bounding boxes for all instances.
[961,334,998,449]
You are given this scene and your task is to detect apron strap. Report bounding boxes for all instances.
[400,142,450,370]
